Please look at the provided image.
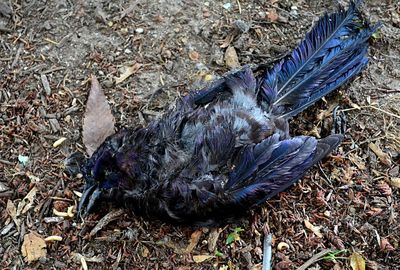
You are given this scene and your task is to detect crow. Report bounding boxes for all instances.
[69,1,379,225]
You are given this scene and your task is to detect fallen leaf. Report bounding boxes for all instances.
[377,181,392,196]
[380,238,395,251]
[348,153,366,170]
[390,177,400,188]
[185,230,202,253]
[226,227,244,245]
[225,46,239,69]
[141,245,150,257]
[17,187,38,215]
[350,252,365,270]
[82,75,116,156]
[368,142,392,166]
[304,219,323,238]
[6,199,20,231]
[21,232,47,262]
[193,254,214,263]
[208,228,221,252]
[115,63,142,84]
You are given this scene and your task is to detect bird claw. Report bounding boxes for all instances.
[77,184,101,219]
[331,106,347,135]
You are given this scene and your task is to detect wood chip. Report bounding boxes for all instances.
[41,74,52,96]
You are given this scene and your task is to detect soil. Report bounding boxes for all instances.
[1,0,399,269]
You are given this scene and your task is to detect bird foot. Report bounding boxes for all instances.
[331,106,347,135]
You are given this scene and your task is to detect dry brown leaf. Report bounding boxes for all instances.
[225,46,240,69]
[377,181,392,196]
[6,199,20,231]
[380,238,395,251]
[115,63,142,84]
[348,153,366,170]
[17,187,37,215]
[390,177,400,188]
[21,232,47,262]
[141,246,150,257]
[185,230,202,253]
[350,252,366,270]
[368,142,392,166]
[83,75,116,156]
[304,219,323,238]
[193,254,214,263]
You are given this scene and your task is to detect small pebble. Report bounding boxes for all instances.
[135,27,144,34]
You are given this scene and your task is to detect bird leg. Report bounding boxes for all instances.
[331,106,347,135]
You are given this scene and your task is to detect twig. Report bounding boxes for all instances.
[262,233,272,270]
[340,105,400,120]
[297,249,331,270]
[11,43,23,68]
[236,0,242,14]
[0,159,14,165]
[89,209,125,237]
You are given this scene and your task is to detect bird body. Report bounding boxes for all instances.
[76,1,379,225]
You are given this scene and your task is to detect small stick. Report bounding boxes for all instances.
[297,249,331,270]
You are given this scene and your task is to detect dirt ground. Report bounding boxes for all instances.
[1,0,399,269]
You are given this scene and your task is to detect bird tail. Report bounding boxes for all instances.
[226,134,343,208]
[258,1,380,119]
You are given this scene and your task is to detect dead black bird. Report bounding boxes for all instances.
[69,1,379,225]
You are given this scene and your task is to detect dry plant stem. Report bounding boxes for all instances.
[297,249,332,270]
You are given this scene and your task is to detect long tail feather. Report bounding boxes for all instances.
[259,1,379,118]
[227,134,343,207]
